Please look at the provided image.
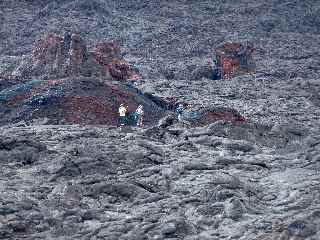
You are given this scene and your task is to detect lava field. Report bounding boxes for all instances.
[0,0,320,239]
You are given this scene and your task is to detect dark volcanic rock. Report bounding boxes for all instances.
[0,0,320,240]
[0,76,248,127]
[3,32,139,82]
[0,77,167,126]
[224,197,245,220]
[287,219,316,238]
[182,106,246,127]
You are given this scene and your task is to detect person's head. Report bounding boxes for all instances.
[120,103,124,107]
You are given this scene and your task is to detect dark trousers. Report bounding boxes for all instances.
[119,116,127,126]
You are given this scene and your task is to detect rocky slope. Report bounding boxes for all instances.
[0,0,319,239]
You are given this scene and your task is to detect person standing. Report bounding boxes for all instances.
[135,105,144,127]
[176,103,185,122]
[118,103,127,126]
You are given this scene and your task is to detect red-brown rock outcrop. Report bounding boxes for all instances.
[8,33,139,81]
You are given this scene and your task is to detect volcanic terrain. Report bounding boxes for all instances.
[0,0,320,239]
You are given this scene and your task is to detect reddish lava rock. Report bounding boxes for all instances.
[94,42,121,66]
[0,33,248,127]
[214,42,256,79]
[64,96,117,125]
[198,110,246,125]
[0,77,247,127]
[185,107,247,127]
[94,42,139,81]
[7,32,139,82]
[0,77,166,126]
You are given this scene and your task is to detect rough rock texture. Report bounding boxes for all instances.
[0,0,320,240]
[1,32,139,82]
[0,120,319,240]
[0,76,245,126]
[214,42,256,79]
[0,77,169,126]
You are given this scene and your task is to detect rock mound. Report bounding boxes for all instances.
[0,77,167,126]
[0,75,247,127]
[0,34,248,128]
[4,32,139,82]
[182,106,246,127]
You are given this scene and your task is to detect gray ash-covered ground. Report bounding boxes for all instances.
[0,0,320,239]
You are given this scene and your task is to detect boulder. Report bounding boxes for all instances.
[213,42,256,80]
[94,41,121,66]
[182,106,246,127]
[94,42,140,81]
[224,197,245,220]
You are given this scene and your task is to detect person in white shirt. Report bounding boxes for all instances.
[135,105,144,127]
[118,103,127,126]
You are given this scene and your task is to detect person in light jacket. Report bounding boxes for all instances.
[135,105,144,127]
[118,103,127,126]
